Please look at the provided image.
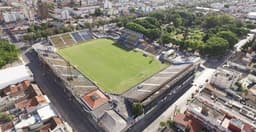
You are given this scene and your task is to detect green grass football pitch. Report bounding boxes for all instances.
[58,39,167,94]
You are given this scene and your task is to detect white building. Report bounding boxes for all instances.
[248,12,256,20]
[98,110,127,132]
[0,65,33,90]
[3,12,25,23]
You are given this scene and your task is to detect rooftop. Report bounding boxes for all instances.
[0,65,33,90]
[123,64,193,103]
[3,80,31,95]
[81,89,109,110]
[98,110,127,132]
[37,104,56,121]
[174,113,204,132]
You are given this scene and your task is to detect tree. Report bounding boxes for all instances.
[125,22,147,34]
[204,14,235,29]
[134,19,157,29]
[129,7,135,13]
[149,11,165,23]
[185,39,205,51]
[23,33,36,41]
[173,16,183,28]
[166,25,175,33]
[145,17,160,27]
[160,121,166,127]
[0,112,14,123]
[217,31,238,48]
[167,120,174,128]
[205,36,229,56]
[94,8,103,17]
[146,29,161,41]
[132,102,143,117]
[0,40,19,68]
[160,34,172,45]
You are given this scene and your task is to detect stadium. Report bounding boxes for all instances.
[34,28,197,131]
[48,29,167,94]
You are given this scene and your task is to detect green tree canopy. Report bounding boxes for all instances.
[132,102,143,117]
[94,8,103,16]
[146,29,161,41]
[217,31,238,48]
[160,33,172,45]
[204,14,236,29]
[0,40,19,68]
[205,36,229,56]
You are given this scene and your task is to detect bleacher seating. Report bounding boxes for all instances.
[49,30,95,49]
[79,30,93,41]
[71,32,84,42]
[119,29,143,47]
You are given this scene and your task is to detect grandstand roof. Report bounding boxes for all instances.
[0,65,33,90]
[123,64,194,103]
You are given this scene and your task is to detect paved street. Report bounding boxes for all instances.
[143,67,215,132]
[25,51,101,132]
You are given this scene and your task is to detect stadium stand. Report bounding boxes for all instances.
[61,33,76,46]
[49,36,66,49]
[34,46,98,97]
[71,32,84,42]
[49,30,94,49]
[33,44,113,115]
[118,29,165,55]
[118,29,143,47]
[79,30,93,41]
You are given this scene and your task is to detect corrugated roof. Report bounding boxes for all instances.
[0,65,33,90]
[123,64,193,102]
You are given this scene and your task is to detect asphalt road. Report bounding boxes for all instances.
[25,51,101,132]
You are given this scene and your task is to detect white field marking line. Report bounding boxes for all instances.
[53,65,68,68]
[44,57,65,61]
[61,74,76,77]
[159,71,178,74]
[69,32,77,43]
[74,85,97,88]
[152,76,170,78]
[141,83,161,86]
[137,89,152,93]
[60,73,84,78]
[78,32,86,40]
[60,36,66,45]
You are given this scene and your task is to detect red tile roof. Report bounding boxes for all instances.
[81,90,109,110]
[16,95,47,110]
[174,113,190,127]
[3,80,31,95]
[243,123,255,132]
[0,122,14,132]
[174,113,204,132]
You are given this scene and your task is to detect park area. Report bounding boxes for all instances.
[58,38,167,94]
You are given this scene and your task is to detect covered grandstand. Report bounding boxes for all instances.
[123,64,196,110]
[118,29,143,47]
[118,29,165,55]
